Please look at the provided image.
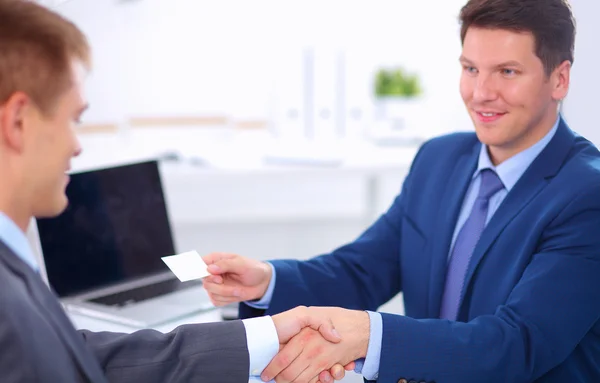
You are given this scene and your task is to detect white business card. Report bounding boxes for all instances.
[161,251,210,282]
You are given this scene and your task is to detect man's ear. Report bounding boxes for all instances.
[0,92,31,152]
[551,60,571,102]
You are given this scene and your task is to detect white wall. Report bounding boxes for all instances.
[52,0,599,143]
[55,0,472,137]
[562,0,600,146]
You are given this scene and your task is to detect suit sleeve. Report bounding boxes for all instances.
[79,320,250,383]
[239,144,431,319]
[375,183,600,383]
[0,309,37,382]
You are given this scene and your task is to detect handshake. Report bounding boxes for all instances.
[202,253,371,383]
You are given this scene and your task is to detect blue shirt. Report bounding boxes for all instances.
[449,118,559,253]
[246,117,560,380]
[0,212,39,271]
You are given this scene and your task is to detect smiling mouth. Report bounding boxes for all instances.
[475,111,506,122]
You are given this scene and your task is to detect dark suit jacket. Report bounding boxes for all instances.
[240,119,600,383]
[0,240,250,383]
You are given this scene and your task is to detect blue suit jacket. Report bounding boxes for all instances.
[240,119,600,383]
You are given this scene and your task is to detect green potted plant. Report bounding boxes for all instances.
[374,67,422,99]
[368,67,425,144]
[373,67,423,129]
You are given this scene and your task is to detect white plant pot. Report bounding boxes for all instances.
[373,97,421,130]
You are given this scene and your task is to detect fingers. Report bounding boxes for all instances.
[205,292,239,306]
[287,361,332,383]
[203,282,245,306]
[206,257,246,275]
[203,274,223,284]
[318,363,348,383]
[203,279,242,298]
[274,364,309,383]
[262,329,319,382]
[202,252,237,266]
[329,364,346,380]
[318,370,334,383]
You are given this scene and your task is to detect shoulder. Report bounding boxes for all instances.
[565,136,600,175]
[558,136,600,191]
[410,131,479,168]
[545,137,600,222]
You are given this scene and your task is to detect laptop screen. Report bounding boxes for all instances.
[37,160,176,298]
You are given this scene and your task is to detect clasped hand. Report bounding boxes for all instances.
[271,306,365,383]
[202,253,371,383]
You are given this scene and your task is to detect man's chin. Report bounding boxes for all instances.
[34,198,69,218]
[473,126,509,147]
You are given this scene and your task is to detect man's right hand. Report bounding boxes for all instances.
[202,252,272,306]
[203,254,355,382]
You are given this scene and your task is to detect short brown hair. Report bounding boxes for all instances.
[459,0,576,76]
[0,0,91,115]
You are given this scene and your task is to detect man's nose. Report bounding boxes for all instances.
[472,74,499,103]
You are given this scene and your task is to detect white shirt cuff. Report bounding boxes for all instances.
[242,316,279,379]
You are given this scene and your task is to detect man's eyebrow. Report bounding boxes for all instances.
[459,56,524,68]
[494,60,523,67]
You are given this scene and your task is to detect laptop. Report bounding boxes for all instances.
[34,159,214,328]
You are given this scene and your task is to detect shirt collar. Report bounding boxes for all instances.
[475,116,560,192]
[0,212,39,271]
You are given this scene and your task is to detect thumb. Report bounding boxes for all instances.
[207,257,245,275]
[203,252,237,266]
[308,316,341,344]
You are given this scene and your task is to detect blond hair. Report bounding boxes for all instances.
[0,0,91,114]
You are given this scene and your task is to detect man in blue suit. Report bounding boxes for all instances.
[203,0,600,381]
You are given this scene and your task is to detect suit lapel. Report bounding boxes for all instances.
[459,119,576,315]
[427,142,480,317]
[0,241,107,383]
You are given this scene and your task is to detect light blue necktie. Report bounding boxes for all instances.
[439,169,504,320]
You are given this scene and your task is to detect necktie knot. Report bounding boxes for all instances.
[478,169,504,201]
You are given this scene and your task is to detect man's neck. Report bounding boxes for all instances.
[0,205,30,233]
[0,165,30,232]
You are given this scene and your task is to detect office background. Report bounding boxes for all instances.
[36,0,600,381]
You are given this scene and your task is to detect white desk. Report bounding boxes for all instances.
[74,132,418,225]
[69,308,224,334]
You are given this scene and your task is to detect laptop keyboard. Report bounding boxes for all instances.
[89,278,203,307]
